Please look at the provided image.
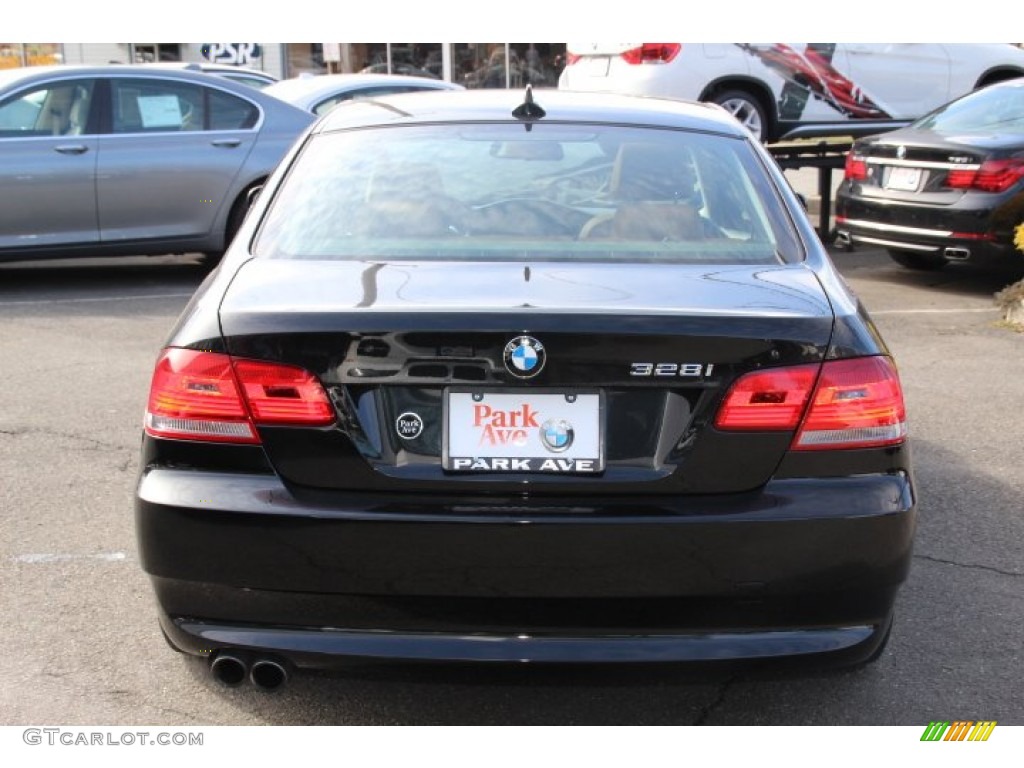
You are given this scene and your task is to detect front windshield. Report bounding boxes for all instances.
[255,122,801,264]
[915,80,1024,133]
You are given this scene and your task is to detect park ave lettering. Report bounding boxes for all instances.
[473,403,540,447]
[450,457,597,472]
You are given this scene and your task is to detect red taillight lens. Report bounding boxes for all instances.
[945,167,975,189]
[794,357,907,450]
[620,43,681,65]
[946,159,1024,193]
[145,349,335,443]
[145,349,258,443]
[844,153,868,181]
[564,51,581,66]
[715,364,818,430]
[716,357,908,451]
[233,359,335,426]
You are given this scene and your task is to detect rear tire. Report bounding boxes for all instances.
[887,249,947,271]
[709,89,769,142]
[201,184,260,268]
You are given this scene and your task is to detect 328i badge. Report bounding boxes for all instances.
[135,88,915,690]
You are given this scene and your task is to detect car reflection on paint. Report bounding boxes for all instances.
[135,87,915,689]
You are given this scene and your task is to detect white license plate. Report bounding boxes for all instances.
[586,56,610,76]
[444,391,603,473]
[885,166,922,191]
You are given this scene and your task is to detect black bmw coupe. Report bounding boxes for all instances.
[136,88,915,689]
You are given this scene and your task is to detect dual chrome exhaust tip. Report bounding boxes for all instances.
[210,652,289,691]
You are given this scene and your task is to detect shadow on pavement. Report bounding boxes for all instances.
[0,254,211,297]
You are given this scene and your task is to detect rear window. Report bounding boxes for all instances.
[255,123,801,264]
[914,81,1024,133]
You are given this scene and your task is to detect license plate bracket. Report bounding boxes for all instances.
[587,56,610,77]
[884,166,922,191]
[443,389,604,473]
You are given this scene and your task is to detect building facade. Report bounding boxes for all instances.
[0,43,566,88]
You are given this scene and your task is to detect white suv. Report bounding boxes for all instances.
[559,43,1024,142]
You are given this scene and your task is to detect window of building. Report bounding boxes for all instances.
[0,43,63,69]
[130,44,182,63]
[286,44,327,76]
[453,43,507,89]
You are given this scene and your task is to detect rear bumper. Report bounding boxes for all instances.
[160,616,886,665]
[835,194,1019,266]
[137,468,915,665]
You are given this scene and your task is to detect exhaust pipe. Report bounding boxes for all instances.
[250,658,289,691]
[944,246,970,261]
[210,652,249,687]
[833,230,853,251]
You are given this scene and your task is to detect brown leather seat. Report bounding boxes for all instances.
[580,143,703,241]
[357,162,457,237]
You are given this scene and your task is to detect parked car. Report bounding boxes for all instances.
[263,73,464,117]
[360,62,440,80]
[836,78,1024,271]
[0,66,313,262]
[136,88,915,688]
[143,62,280,90]
[559,43,1024,142]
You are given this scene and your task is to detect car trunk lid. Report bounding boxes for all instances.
[217,258,835,496]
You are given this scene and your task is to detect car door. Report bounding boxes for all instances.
[842,43,950,119]
[0,77,99,250]
[96,76,258,243]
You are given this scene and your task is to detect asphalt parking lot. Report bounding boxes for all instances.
[1,247,1022,726]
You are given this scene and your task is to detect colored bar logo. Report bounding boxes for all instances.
[920,721,997,741]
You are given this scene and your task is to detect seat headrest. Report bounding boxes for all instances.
[368,162,444,202]
[610,143,695,202]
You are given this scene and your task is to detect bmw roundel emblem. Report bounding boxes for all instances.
[503,336,546,379]
[540,418,574,452]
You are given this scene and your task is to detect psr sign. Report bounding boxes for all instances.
[201,43,263,66]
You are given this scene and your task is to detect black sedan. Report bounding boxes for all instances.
[836,78,1024,271]
[136,88,915,690]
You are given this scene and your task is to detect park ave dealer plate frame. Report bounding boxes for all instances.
[443,389,605,473]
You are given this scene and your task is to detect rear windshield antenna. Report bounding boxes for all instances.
[512,85,546,120]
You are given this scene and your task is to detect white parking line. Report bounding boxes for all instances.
[12,552,128,564]
[872,308,994,315]
[0,292,193,306]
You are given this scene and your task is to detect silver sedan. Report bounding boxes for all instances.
[0,65,313,262]
[263,73,464,117]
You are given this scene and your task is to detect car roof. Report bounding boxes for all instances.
[263,73,463,104]
[312,87,746,136]
[142,62,278,81]
[0,64,306,114]
[0,64,271,88]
